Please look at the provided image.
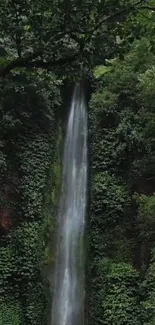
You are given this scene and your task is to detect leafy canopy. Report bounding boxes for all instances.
[0,0,154,77]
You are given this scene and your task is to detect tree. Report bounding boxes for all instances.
[0,0,154,78]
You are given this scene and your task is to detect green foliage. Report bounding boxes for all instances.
[141,248,155,325]
[135,194,155,240]
[0,72,62,324]
[101,260,141,325]
[94,65,113,78]
[43,124,63,266]
[91,172,129,225]
[88,35,155,325]
[88,257,141,325]
[12,222,43,277]
[0,245,15,296]
[0,0,154,78]
[19,134,52,220]
[0,299,22,325]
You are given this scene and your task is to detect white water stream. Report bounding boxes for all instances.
[51,84,88,325]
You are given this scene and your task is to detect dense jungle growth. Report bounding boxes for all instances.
[0,0,155,325]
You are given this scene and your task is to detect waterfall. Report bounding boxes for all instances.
[51,84,88,325]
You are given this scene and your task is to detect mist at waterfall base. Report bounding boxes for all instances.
[51,85,88,325]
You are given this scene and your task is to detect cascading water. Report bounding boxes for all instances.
[51,84,87,325]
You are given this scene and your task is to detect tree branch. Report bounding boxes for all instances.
[90,0,154,38]
[0,51,42,77]
[19,54,78,69]
[0,52,78,78]
[11,0,22,57]
[0,25,85,78]
[139,6,155,11]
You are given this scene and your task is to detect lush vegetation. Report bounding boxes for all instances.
[0,0,155,325]
[1,0,154,79]
[0,71,62,324]
[87,28,155,325]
